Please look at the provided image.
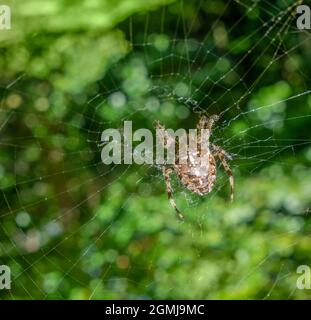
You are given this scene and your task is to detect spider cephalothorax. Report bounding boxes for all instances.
[155,115,234,220]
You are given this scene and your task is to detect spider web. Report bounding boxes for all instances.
[1,0,311,299]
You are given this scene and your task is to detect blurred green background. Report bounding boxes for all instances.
[1,0,311,299]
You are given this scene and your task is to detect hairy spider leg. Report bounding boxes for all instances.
[197,114,220,132]
[154,120,184,219]
[196,114,219,152]
[163,167,184,220]
[212,145,234,201]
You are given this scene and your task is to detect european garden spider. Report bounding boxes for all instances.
[155,115,234,220]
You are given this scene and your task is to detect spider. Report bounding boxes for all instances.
[155,115,234,220]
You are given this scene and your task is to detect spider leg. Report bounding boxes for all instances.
[197,115,220,154]
[212,145,234,202]
[154,120,180,165]
[211,144,233,160]
[154,120,175,149]
[197,114,220,131]
[163,167,184,220]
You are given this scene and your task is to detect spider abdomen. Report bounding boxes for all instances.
[175,154,217,195]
